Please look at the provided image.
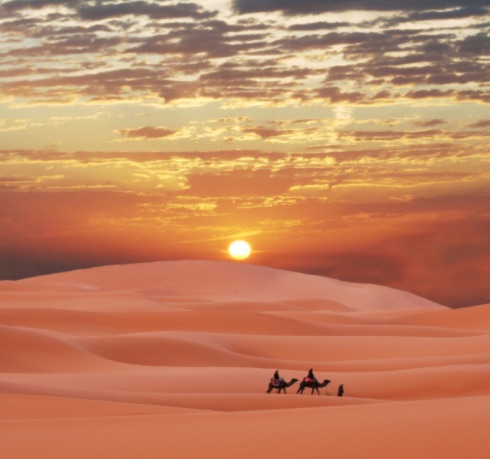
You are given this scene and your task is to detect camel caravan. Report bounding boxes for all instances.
[266,369,344,396]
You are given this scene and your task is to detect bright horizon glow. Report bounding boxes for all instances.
[228,240,252,260]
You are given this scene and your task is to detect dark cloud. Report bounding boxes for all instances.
[9,35,124,57]
[274,31,389,52]
[458,32,490,55]
[2,0,80,11]
[405,89,454,99]
[77,1,217,21]
[269,27,489,103]
[1,0,488,105]
[456,89,490,104]
[0,66,202,103]
[414,119,447,127]
[288,21,350,31]
[126,24,268,58]
[378,5,489,25]
[200,61,310,83]
[316,86,365,103]
[198,62,312,102]
[232,0,488,15]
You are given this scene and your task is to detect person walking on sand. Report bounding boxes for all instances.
[337,384,344,397]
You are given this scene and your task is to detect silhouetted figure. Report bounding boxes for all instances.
[271,370,283,386]
[306,368,318,384]
[337,384,344,397]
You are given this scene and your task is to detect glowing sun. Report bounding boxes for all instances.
[228,240,252,260]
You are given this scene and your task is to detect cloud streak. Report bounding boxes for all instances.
[232,0,488,14]
[118,126,178,139]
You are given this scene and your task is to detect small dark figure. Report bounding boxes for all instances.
[271,370,283,387]
[337,384,344,397]
[306,368,318,384]
[269,370,282,389]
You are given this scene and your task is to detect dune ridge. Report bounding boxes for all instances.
[0,261,488,458]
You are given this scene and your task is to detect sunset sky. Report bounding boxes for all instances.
[1,0,489,307]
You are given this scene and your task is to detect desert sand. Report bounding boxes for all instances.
[0,260,489,458]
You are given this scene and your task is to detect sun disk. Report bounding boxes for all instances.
[228,240,251,260]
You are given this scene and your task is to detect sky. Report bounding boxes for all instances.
[0,0,489,307]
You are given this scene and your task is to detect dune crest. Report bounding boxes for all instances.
[5,260,443,310]
[1,261,488,458]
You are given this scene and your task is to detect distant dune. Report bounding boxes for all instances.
[3,260,443,310]
[0,261,488,458]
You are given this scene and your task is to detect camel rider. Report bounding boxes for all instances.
[305,368,318,384]
[272,370,284,386]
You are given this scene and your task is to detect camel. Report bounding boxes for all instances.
[266,378,298,394]
[296,378,331,395]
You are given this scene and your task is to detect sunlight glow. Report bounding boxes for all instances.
[228,240,252,260]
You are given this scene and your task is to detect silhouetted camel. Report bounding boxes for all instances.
[266,378,298,394]
[296,378,331,395]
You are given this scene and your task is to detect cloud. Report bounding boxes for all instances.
[317,86,365,104]
[468,119,490,128]
[2,0,79,11]
[242,126,292,139]
[381,5,489,24]
[414,119,447,127]
[127,21,268,58]
[232,0,488,15]
[118,126,178,139]
[458,32,490,55]
[1,1,488,106]
[288,21,350,31]
[323,35,488,89]
[79,2,216,21]
[0,148,289,165]
[338,129,446,142]
[405,89,454,99]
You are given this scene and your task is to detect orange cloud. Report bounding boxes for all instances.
[242,127,293,139]
[118,126,178,140]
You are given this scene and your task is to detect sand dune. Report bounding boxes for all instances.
[8,260,442,309]
[0,261,488,458]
